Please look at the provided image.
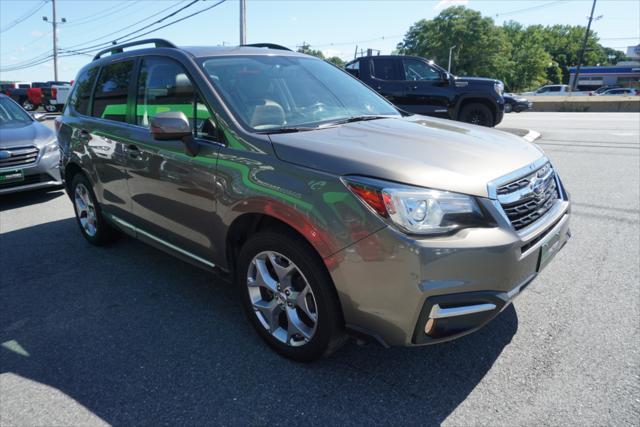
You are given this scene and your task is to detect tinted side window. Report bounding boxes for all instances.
[68,67,98,115]
[136,57,215,139]
[548,86,561,92]
[371,58,399,80]
[91,60,134,122]
[402,59,441,81]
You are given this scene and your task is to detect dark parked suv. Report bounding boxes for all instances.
[58,39,570,361]
[345,55,505,127]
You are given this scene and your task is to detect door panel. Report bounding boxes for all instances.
[367,57,405,105]
[124,56,221,260]
[400,58,452,117]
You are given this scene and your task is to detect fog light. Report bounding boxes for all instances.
[425,318,436,335]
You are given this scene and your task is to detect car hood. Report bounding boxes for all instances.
[269,116,543,198]
[0,121,55,149]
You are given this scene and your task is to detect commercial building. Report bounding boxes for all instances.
[569,44,640,90]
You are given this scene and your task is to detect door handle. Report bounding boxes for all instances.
[126,144,141,158]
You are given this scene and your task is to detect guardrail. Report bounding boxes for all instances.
[527,96,640,112]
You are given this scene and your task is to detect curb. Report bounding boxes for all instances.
[522,130,541,143]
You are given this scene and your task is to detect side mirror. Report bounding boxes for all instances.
[150,111,199,156]
[32,112,46,122]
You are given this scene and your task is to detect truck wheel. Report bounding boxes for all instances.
[459,103,494,126]
[44,104,57,113]
[236,230,346,362]
[21,99,35,111]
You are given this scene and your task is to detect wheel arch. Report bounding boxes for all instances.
[456,96,498,124]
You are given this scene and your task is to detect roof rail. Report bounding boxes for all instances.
[93,38,177,61]
[242,43,292,51]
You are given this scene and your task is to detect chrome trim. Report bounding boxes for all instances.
[428,303,497,319]
[487,156,549,200]
[496,164,555,205]
[0,179,62,194]
[498,273,537,302]
[106,214,216,268]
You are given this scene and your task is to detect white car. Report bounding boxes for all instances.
[522,85,571,96]
[598,88,638,96]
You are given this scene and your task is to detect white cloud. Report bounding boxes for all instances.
[30,29,44,37]
[434,0,469,10]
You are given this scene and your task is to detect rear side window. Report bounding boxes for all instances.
[91,60,134,122]
[371,57,399,80]
[136,57,215,138]
[548,86,562,92]
[68,67,98,115]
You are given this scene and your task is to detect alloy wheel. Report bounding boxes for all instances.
[247,251,318,347]
[74,183,98,237]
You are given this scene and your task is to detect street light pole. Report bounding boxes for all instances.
[42,0,65,81]
[448,45,456,73]
[239,0,246,45]
[572,0,597,92]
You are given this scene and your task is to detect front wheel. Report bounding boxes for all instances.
[236,230,346,362]
[44,103,57,113]
[504,103,512,113]
[459,102,494,126]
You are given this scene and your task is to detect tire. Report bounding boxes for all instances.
[44,103,57,113]
[459,102,494,127]
[70,173,119,245]
[236,230,346,362]
[504,103,512,113]
[21,99,35,111]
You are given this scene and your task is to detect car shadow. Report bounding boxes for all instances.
[0,188,65,211]
[0,218,518,425]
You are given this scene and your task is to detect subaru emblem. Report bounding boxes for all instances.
[0,150,11,160]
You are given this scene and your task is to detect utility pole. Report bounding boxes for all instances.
[42,0,65,81]
[448,45,456,73]
[572,0,597,92]
[239,0,246,45]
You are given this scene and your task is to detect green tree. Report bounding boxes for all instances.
[325,56,345,68]
[297,42,325,59]
[502,21,552,91]
[396,6,512,82]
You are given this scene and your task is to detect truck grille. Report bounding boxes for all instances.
[497,162,560,231]
[0,146,39,169]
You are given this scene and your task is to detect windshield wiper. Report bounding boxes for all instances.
[318,115,390,128]
[257,126,317,134]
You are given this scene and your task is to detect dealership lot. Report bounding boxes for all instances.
[1,112,638,425]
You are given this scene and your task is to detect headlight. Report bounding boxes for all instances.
[342,177,489,235]
[43,140,59,155]
[494,82,504,96]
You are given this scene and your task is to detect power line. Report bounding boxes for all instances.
[1,0,227,72]
[62,1,139,28]
[496,1,566,18]
[0,0,48,33]
[61,0,200,51]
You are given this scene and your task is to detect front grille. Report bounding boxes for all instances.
[0,146,39,168]
[497,162,560,231]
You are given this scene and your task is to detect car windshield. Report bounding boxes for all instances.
[0,97,32,126]
[201,55,400,132]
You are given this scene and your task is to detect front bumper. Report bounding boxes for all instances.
[0,148,62,195]
[326,197,570,347]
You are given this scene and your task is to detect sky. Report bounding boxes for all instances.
[1,0,639,82]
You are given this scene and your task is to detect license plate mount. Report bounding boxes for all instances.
[0,169,24,185]
[538,230,562,271]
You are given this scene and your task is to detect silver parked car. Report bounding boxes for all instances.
[0,94,62,194]
[58,40,571,361]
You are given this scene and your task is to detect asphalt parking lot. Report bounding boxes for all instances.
[1,112,638,426]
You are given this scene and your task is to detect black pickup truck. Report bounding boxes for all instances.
[345,55,505,127]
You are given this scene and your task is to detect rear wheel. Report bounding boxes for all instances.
[70,173,119,245]
[236,230,346,362]
[44,103,57,113]
[504,102,512,113]
[21,99,35,111]
[459,102,494,126]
